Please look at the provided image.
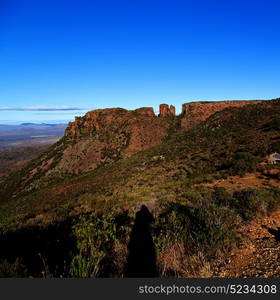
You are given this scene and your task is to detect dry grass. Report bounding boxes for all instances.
[157,242,213,278]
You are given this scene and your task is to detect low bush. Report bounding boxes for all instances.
[70,211,131,278]
[231,188,280,220]
[0,258,27,278]
[229,152,259,176]
[153,185,280,277]
[153,199,239,257]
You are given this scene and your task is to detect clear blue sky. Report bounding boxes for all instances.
[0,0,280,124]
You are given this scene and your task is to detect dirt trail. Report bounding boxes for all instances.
[214,209,280,277]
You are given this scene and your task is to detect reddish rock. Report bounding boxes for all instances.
[170,105,175,115]
[181,100,262,130]
[61,107,170,174]
[134,107,155,117]
[159,104,176,117]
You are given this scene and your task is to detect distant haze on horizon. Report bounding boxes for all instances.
[0,109,89,125]
[0,0,280,124]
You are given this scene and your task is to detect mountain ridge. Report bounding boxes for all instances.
[0,99,269,200]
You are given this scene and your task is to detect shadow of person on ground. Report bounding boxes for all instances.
[125,205,157,277]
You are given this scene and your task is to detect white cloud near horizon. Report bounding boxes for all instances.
[0,106,90,111]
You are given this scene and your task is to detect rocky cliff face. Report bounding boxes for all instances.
[57,100,266,174]
[18,100,266,183]
[1,98,273,203]
[44,107,172,176]
[65,107,156,138]
[159,104,176,117]
[65,100,265,140]
[181,100,263,130]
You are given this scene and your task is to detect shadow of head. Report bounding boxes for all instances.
[125,205,157,277]
[135,205,154,227]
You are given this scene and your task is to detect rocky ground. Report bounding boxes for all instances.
[213,196,280,278]
[195,171,280,277]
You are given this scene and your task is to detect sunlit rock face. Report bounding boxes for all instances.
[158,104,176,117]
[181,100,262,130]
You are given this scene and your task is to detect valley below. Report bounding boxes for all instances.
[0,123,66,178]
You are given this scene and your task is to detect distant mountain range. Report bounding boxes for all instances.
[20,123,64,126]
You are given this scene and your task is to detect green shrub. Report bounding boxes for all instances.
[70,214,117,277]
[153,199,239,257]
[70,211,131,278]
[186,205,238,254]
[232,188,280,220]
[230,152,259,176]
[212,187,233,206]
[153,202,191,252]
